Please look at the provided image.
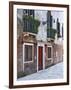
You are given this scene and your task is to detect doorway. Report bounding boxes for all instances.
[38,46,43,70]
[37,43,45,71]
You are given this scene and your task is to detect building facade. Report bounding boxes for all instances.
[17,9,63,78]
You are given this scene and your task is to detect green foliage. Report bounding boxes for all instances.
[17,72,28,78]
[47,28,57,39]
[23,15,40,34]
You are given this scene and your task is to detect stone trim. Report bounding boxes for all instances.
[23,43,34,63]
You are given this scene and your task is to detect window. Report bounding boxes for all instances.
[50,15,52,28]
[57,18,61,37]
[23,9,34,33]
[48,47,52,58]
[24,43,34,62]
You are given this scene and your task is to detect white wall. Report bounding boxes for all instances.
[0,0,71,90]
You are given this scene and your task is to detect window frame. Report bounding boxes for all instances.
[47,46,53,60]
[23,43,34,63]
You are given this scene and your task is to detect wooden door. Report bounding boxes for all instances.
[38,46,43,70]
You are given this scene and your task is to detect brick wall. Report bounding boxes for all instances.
[45,42,63,68]
[53,44,63,64]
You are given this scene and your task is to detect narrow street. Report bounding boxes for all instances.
[18,62,63,81]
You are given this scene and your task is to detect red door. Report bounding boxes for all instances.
[38,46,43,70]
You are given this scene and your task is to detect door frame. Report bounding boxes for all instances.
[37,42,45,72]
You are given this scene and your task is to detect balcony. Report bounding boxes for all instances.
[47,28,57,41]
[23,15,40,34]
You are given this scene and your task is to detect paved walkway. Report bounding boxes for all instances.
[18,62,63,81]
